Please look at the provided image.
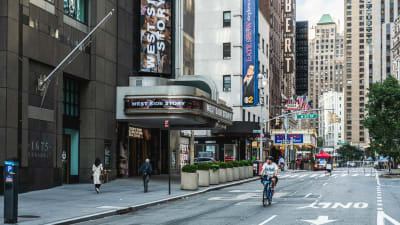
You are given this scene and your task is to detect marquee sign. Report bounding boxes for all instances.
[283,0,295,74]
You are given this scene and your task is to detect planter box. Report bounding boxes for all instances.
[181,172,199,190]
[197,170,210,187]
[248,166,253,177]
[219,168,227,183]
[209,169,220,185]
[226,168,233,181]
[239,167,245,179]
[233,167,240,180]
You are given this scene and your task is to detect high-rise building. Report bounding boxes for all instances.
[391,17,400,81]
[308,14,344,133]
[344,0,376,146]
[296,21,309,96]
[318,91,345,153]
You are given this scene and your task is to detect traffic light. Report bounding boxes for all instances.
[335,114,341,123]
[275,118,280,126]
[329,113,333,123]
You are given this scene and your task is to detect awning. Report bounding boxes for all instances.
[116,76,233,129]
[315,151,331,158]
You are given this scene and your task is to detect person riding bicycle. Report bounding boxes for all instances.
[260,156,279,194]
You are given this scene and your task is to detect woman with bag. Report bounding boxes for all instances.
[92,158,103,194]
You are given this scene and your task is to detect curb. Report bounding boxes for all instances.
[45,177,259,225]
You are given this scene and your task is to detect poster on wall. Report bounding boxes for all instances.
[242,0,259,107]
[139,0,172,74]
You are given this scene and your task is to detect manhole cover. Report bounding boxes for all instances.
[18,215,41,219]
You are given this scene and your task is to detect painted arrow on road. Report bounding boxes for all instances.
[302,216,336,225]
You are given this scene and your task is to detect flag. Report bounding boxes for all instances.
[298,94,307,109]
[305,100,312,111]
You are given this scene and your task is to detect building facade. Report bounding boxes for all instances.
[391,12,400,81]
[0,0,203,192]
[296,21,308,96]
[193,0,271,161]
[308,14,344,133]
[318,91,345,153]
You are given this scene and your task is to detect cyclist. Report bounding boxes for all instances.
[260,156,279,194]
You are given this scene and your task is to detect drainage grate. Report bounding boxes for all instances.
[18,215,41,219]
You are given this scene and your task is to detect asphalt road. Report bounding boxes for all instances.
[78,169,400,225]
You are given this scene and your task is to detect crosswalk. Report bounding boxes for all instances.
[278,171,377,180]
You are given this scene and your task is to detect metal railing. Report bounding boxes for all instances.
[345,161,376,175]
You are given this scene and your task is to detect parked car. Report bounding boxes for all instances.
[194,157,216,165]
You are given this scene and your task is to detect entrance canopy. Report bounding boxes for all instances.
[116,76,233,129]
[315,151,331,158]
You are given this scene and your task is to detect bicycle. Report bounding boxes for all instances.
[261,175,273,206]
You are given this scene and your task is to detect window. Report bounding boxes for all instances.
[64,0,88,24]
[46,0,54,3]
[63,77,80,117]
[242,110,245,121]
[223,75,231,92]
[223,11,231,27]
[262,39,265,53]
[248,112,250,122]
[223,43,231,59]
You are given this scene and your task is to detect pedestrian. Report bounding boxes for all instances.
[139,158,153,193]
[278,156,285,171]
[92,158,103,194]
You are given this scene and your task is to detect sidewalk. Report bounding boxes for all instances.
[0,175,259,225]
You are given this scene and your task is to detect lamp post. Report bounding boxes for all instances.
[258,74,267,161]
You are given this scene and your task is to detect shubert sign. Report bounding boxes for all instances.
[283,0,294,74]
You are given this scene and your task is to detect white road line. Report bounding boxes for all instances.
[319,174,326,177]
[323,182,328,186]
[280,174,290,178]
[299,174,309,178]
[352,174,359,176]
[304,193,312,198]
[341,174,348,177]
[310,174,319,178]
[258,215,277,225]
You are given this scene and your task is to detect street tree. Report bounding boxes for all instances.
[363,75,400,168]
[337,144,363,163]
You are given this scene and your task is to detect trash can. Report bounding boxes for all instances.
[4,160,19,224]
[253,160,263,176]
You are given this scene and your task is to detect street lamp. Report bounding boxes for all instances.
[258,73,267,161]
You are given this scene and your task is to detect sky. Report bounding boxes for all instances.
[296,0,344,37]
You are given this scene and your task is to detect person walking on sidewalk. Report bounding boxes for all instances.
[92,158,103,194]
[139,158,152,193]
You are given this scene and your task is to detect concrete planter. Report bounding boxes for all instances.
[239,167,246,179]
[248,166,253,177]
[219,168,227,183]
[181,172,199,190]
[209,169,220,185]
[197,170,210,187]
[226,168,233,181]
[233,167,240,180]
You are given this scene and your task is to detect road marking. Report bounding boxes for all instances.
[352,174,359,176]
[304,193,312,198]
[377,211,400,225]
[302,216,336,225]
[299,174,309,178]
[280,174,290,178]
[229,190,262,193]
[310,174,319,178]
[341,174,348,177]
[319,174,326,177]
[298,201,368,209]
[258,215,277,225]
[323,182,328,186]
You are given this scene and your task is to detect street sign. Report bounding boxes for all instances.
[297,114,318,119]
[252,130,261,134]
[337,142,347,146]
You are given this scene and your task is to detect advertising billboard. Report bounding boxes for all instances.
[274,134,304,144]
[139,0,172,74]
[242,0,258,107]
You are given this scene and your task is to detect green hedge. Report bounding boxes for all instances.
[226,161,234,168]
[209,162,220,171]
[232,161,240,167]
[197,163,210,170]
[219,162,228,168]
[182,164,197,173]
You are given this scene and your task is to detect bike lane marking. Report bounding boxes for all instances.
[258,215,277,225]
[375,170,400,225]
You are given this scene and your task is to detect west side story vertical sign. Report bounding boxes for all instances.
[242,0,259,107]
[283,0,294,74]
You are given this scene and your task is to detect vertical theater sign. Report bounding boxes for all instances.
[242,0,259,107]
[283,0,295,74]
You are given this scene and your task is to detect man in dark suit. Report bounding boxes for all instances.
[243,63,255,104]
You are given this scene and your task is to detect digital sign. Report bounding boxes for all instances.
[139,0,172,74]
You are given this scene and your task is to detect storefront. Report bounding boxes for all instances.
[116,76,233,175]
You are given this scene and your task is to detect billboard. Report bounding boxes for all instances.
[242,0,258,107]
[139,0,172,74]
[274,134,304,144]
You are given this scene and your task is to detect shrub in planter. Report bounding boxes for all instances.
[226,161,234,182]
[238,161,246,179]
[209,162,220,185]
[232,161,240,180]
[181,165,198,190]
[197,163,210,187]
[218,162,227,183]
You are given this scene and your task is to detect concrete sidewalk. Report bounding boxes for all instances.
[0,175,259,225]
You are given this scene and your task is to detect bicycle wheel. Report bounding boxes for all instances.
[268,188,272,205]
[262,185,267,207]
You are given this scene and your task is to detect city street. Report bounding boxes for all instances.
[78,170,400,225]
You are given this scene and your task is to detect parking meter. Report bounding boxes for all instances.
[4,161,19,224]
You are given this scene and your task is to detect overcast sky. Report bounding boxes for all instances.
[297,0,344,37]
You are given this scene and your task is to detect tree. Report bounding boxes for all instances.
[337,144,363,163]
[363,76,400,166]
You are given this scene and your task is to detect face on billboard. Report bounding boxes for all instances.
[140,0,172,74]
